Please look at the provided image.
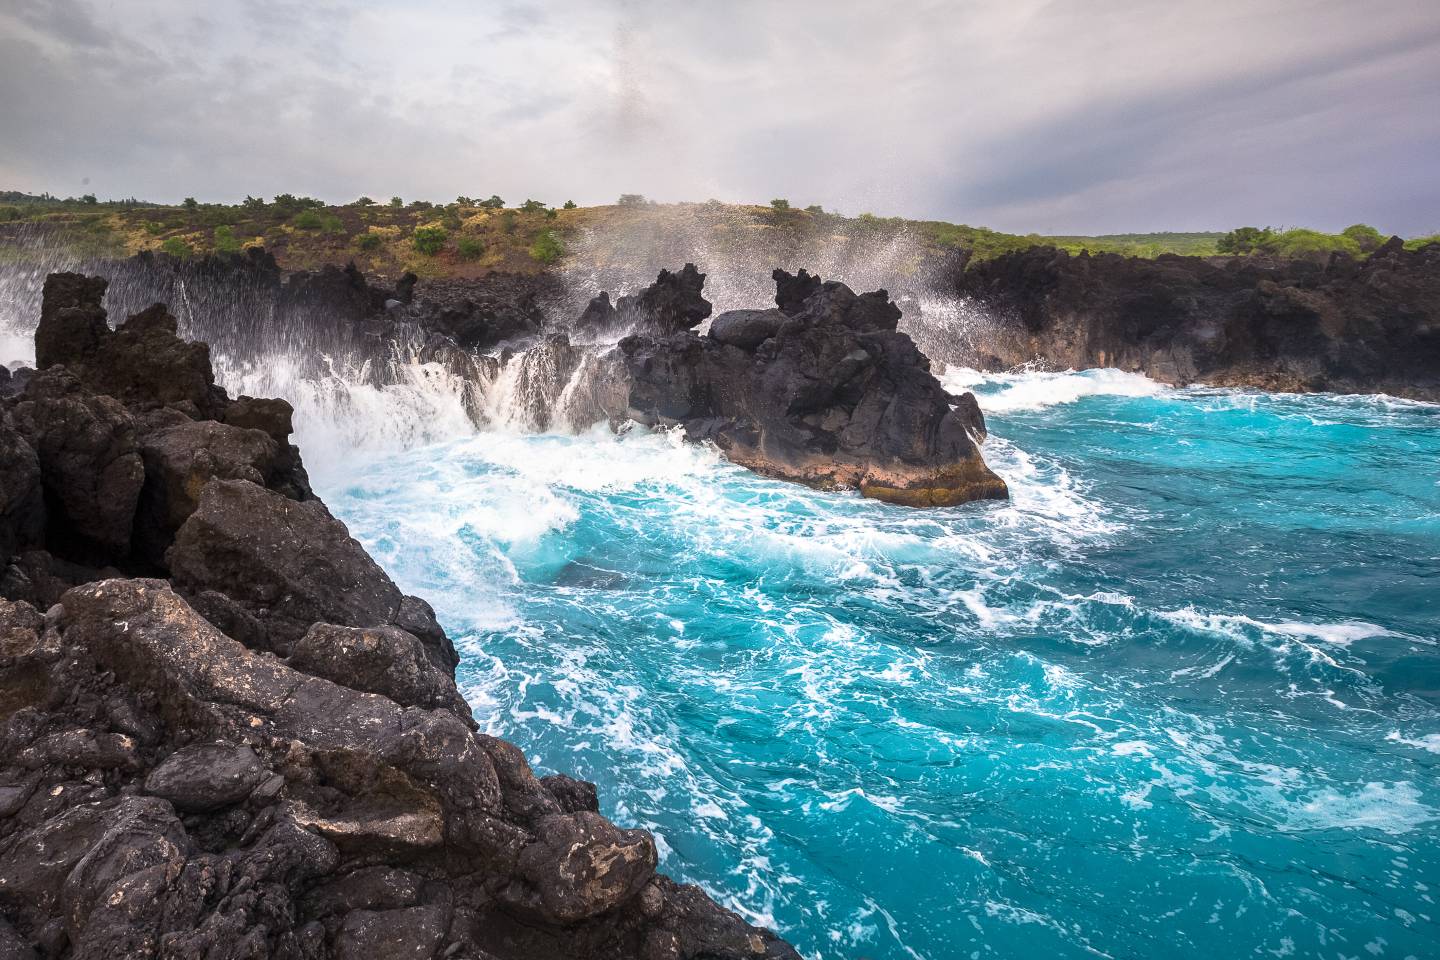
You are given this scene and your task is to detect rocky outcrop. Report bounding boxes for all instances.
[0,273,799,959]
[950,240,1440,400]
[573,264,713,338]
[607,269,1007,507]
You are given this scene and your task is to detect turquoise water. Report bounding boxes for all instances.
[320,369,1440,960]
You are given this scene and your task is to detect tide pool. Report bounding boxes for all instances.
[319,370,1440,960]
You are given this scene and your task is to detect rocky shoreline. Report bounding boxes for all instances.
[947,239,1440,401]
[0,274,800,959]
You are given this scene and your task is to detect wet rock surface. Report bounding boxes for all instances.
[609,269,1007,507]
[950,240,1440,400]
[0,272,799,960]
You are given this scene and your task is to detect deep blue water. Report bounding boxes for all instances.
[319,369,1440,960]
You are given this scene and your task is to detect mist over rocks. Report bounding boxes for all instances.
[949,240,1440,400]
[0,271,800,959]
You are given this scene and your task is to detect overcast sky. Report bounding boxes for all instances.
[2,0,1438,235]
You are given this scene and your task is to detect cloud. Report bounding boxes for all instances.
[0,0,1436,234]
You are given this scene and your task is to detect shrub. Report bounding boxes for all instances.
[214,225,240,253]
[410,200,434,211]
[413,225,447,255]
[1341,223,1385,253]
[770,198,790,212]
[1404,234,1440,251]
[292,209,324,230]
[320,213,345,234]
[242,195,267,213]
[144,221,165,236]
[273,194,324,217]
[389,196,403,208]
[804,204,823,214]
[1217,226,1275,254]
[617,193,647,206]
[182,197,198,210]
[457,236,485,260]
[80,193,98,205]
[500,210,518,234]
[562,200,577,210]
[355,231,383,251]
[479,195,505,209]
[353,196,375,207]
[529,229,563,264]
[0,206,18,222]
[161,236,193,258]
[519,199,546,213]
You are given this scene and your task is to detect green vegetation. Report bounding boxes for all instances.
[160,236,193,258]
[529,229,563,264]
[4,187,1434,280]
[412,225,448,255]
[213,225,241,253]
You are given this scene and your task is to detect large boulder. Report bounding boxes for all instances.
[288,622,471,721]
[614,269,1008,507]
[165,479,405,651]
[33,273,109,371]
[7,369,144,561]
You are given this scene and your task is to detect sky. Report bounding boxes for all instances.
[1,0,1438,235]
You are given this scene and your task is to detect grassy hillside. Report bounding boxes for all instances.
[2,190,1434,279]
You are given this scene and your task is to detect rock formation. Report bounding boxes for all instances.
[0,273,798,959]
[950,240,1440,400]
[606,269,1008,507]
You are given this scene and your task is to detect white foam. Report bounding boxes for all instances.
[1276,782,1438,836]
[1386,731,1440,754]
[942,366,1166,413]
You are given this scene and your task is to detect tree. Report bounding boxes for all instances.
[412,225,447,255]
[617,193,647,206]
[182,197,198,210]
[354,196,375,207]
[562,200,577,209]
[389,196,404,208]
[479,195,505,209]
[1341,223,1385,253]
[519,198,546,213]
[80,193,98,205]
[242,195,266,212]
[1217,226,1275,254]
[804,204,823,215]
[770,198,790,212]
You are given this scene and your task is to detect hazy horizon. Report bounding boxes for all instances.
[2,0,1438,236]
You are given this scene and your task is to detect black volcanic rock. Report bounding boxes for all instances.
[0,273,800,958]
[951,242,1440,399]
[773,267,821,315]
[612,269,1007,507]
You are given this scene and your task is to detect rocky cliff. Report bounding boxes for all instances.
[949,239,1440,400]
[0,274,798,960]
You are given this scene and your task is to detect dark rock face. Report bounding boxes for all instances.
[951,241,1440,400]
[573,264,713,337]
[0,272,801,960]
[406,272,563,350]
[611,270,1007,507]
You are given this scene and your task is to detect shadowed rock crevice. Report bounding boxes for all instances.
[0,272,800,960]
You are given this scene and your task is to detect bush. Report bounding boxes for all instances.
[770,198,790,212]
[804,204,823,214]
[389,196,403,208]
[529,229,563,264]
[1341,223,1385,253]
[143,221,165,236]
[353,196,375,207]
[273,194,324,217]
[500,210,518,234]
[479,195,504,209]
[355,231,383,251]
[80,193,97,205]
[0,206,18,222]
[617,193,647,206]
[182,197,198,210]
[242,195,267,213]
[457,236,485,260]
[292,209,324,230]
[1404,234,1440,251]
[161,236,193,258]
[520,199,546,213]
[214,225,240,253]
[1217,226,1275,254]
[320,213,345,234]
[562,200,577,210]
[413,225,447,255]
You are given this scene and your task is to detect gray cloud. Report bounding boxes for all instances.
[1,0,1437,234]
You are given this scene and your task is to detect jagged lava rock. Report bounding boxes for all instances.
[612,269,1007,507]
